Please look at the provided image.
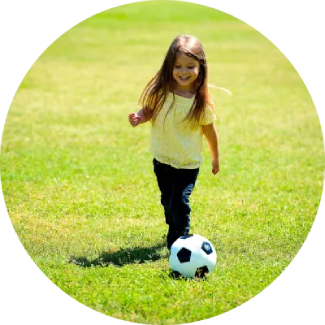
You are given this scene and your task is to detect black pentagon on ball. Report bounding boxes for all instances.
[195,266,209,278]
[177,247,192,263]
[201,241,213,255]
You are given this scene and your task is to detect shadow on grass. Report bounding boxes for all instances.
[69,242,167,267]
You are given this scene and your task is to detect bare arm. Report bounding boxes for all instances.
[128,107,153,127]
[202,123,220,175]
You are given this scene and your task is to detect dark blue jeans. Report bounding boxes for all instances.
[153,158,199,249]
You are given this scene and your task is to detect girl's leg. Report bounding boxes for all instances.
[153,159,174,225]
[167,168,199,249]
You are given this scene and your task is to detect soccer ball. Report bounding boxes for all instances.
[169,234,217,278]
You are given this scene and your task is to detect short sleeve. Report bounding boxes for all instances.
[200,105,216,125]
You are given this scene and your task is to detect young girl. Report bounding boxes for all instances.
[128,35,220,249]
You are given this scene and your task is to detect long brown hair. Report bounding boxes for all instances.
[138,35,214,129]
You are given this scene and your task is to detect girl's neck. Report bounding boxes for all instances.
[172,87,196,99]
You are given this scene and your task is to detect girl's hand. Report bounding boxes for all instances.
[212,158,219,175]
[129,113,141,127]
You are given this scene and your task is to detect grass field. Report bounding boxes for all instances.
[1,1,324,324]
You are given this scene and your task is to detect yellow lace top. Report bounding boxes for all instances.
[150,92,216,169]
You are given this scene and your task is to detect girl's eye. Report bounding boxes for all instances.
[174,65,195,69]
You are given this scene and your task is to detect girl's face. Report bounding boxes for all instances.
[172,53,200,92]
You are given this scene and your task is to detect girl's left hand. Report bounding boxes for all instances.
[212,159,219,175]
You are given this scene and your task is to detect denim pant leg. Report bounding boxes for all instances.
[153,159,173,225]
[168,168,199,248]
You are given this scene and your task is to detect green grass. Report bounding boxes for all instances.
[1,1,324,324]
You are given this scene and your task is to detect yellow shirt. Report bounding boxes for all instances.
[150,93,216,169]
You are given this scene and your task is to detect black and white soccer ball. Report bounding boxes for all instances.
[169,234,217,278]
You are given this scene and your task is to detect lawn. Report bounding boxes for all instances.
[1,1,324,324]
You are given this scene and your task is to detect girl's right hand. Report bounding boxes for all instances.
[129,113,141,127]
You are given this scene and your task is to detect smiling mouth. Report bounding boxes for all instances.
[179,76,190,81]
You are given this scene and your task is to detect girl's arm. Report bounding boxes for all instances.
[128,107,153,127]
[202,123,220,175]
